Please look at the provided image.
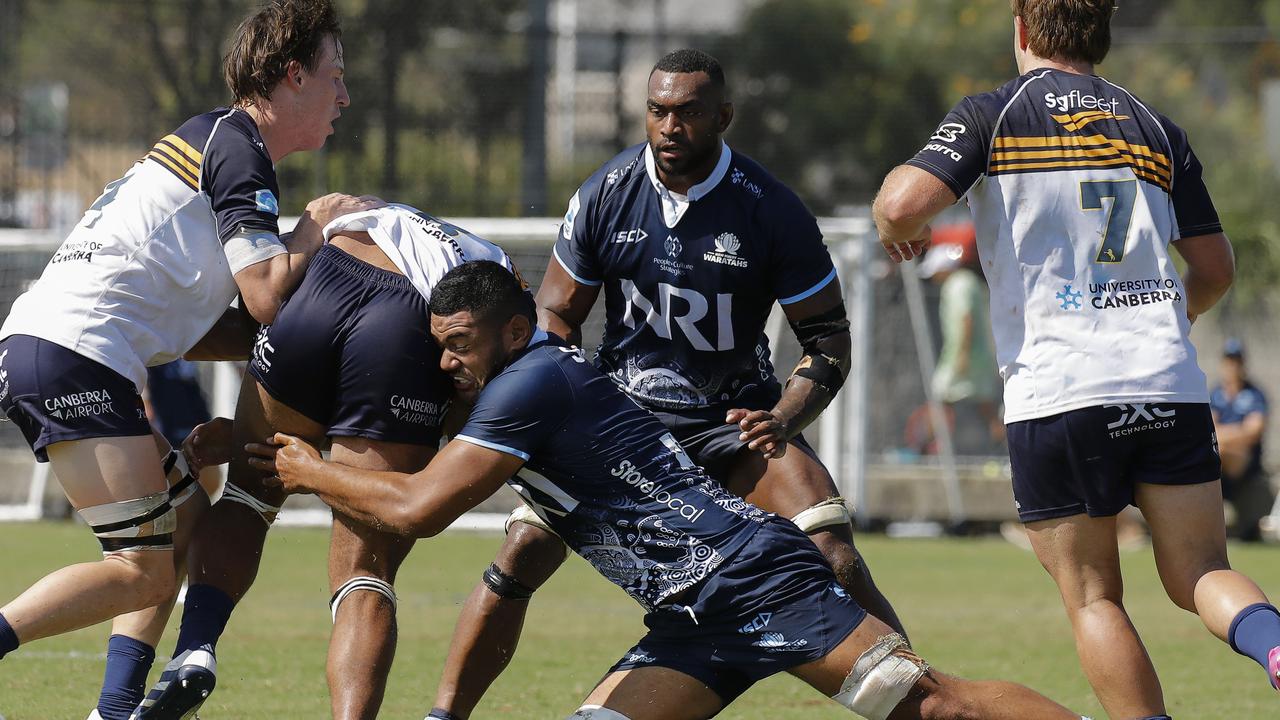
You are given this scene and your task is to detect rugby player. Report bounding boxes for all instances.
[429,48,905,719]
[133,204,520,720]
[246,260,1090,720]
[0,2,369,718]
[871,1,1280,717]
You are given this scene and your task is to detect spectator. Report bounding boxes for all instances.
[1210,338,1274,541]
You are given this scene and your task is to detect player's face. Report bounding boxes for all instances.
[645,71,731,186]
[292,35,348,151]
[431,310,508,402]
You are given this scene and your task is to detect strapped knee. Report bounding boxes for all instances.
[482,563,537,600]
[833,633,928,720]
[219,481,283,526]
[567,706,632,720]
[162,449,202,508]
[791,496,853,534]
[506,503,569,559]
[329,575,397,623]
[79,491,176,554]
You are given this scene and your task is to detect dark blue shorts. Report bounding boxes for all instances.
[1008,402,1221,523]
[651,401,814,481]
[610,518,865,704]
[0,334,150,462]
[247,244,450,446]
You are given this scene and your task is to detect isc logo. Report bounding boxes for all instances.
[620,279,733,351]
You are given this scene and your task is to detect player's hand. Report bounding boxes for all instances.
[245,433,322,494]
[725,409,789,459]
[880,223,932,263]
[182,416,234,473]
[302,192,386,229]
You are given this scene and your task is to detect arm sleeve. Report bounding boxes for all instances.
[552,179,604,286]
[203,130,285,273]
[455,359,574,461]
[1158,116,1223,239]
[764,187,839,305]
[904,96,991,198]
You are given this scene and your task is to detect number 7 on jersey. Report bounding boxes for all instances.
[1080,179,1136,264]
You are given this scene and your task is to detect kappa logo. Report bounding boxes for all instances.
[1105,403,1176,438]
[738,612,773,635]
[664,235,683,258]
[703,232,748,268]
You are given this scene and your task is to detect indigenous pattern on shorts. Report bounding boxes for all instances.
[455,331,771,611]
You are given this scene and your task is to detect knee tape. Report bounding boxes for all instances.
[219,481,283,526]
[329,575,397,623]
[791,496,853,534]
[482,563,537,600]
[78,491,176,553]
[506,503,569,560]
[832,633,928,720]
[567,706,632,720]
[162,449,201,508]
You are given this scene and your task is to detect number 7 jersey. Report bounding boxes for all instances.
[906,68,1222,422]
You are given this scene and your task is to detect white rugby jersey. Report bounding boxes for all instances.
[1,107,286,390]
[907,69,1222,422]
[322,203,518,301]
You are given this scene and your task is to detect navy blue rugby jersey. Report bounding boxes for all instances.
[455,330,771,611]
[904,69,1220,422]
[553,142,837,411]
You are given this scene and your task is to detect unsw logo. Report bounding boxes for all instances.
[703,232,748,268]
[1105,403,1176,438]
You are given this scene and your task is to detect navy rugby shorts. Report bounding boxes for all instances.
[248,244,450,446]
[1007,402,1220,523]
[610,517,866,703]
[651,397,815,481]
[0,334,150,462]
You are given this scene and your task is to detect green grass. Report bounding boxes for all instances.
[1,522,1277,718]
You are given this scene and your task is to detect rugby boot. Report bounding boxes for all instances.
[1269,645,1280,690]
[128,648,216,720]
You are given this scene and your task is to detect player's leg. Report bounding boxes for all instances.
[568,668,724,720]
[1024,513,1165,718]
[723,440,906,636]
[788,613,1084,720]
[430,513,569,719]
[1137,479,1280,689]
[324,437,432,719]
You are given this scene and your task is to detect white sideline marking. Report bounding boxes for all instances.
[274,509,507,532]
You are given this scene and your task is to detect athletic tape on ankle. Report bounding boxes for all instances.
[219,482,282,525]
[329,576,397,623]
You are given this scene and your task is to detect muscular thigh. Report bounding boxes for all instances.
[724,440,838,518]
[226,373,326,508]
[580,667,723,720]
[327,437,436,585]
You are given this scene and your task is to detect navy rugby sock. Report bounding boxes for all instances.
[427,709,463,720]
[97,634,155,720]
[1228,603,1280,671]
[0,611,17,659]
[172,584,235,657]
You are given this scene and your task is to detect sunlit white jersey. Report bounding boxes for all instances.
[907,69,1222,422]
[1,107,286,389]
[321,203,517,301]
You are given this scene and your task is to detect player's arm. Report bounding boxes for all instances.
[184,302,259,361]
[233,193,384,325]
[871,165,958,262]
[536,255,600,347]
[246,433,523,537]
[728,281,850,458]
[1172,232,1234,319]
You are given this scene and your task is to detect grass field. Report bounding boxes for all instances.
[1,522,1277,718]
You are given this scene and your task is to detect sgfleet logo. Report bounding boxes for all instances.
[1105,403,1176,439]
[44,389,114,420]
[1044,90,1122,114]
[610,459,706,523]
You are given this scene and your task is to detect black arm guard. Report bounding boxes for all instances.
[481,562,536,600]
[788,305,851,396]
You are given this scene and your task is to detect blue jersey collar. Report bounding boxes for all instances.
[643,141,732,228]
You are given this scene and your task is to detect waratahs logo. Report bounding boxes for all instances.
[704,232,748,268]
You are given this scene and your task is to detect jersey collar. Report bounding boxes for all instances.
[643,141,732,228]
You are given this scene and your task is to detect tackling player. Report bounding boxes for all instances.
[247,260,1090,720]
[872,1,1280,717]
[0,2,369,719]
[133,203,520,720]
[429,48,905,719]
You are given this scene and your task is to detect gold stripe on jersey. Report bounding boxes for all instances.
[994,134,1170,168]
[992,146,1171,186]
[146,150,199,191]
[989,156,1170,191]
[160,134,203,165]
[1050,110,1132,132]
[151,142,202,185]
